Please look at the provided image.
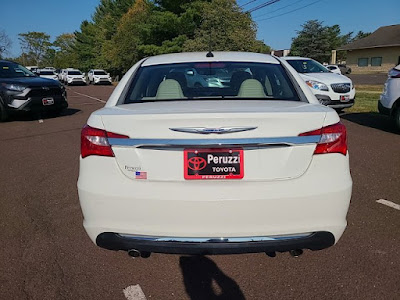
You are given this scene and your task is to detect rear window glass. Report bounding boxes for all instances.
[123,62,299,103]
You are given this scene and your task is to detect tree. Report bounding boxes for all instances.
[52,33,79,68]
[183,0,266,52]
[18,32,51,66]
[290,20,336,63]
[291,20,372,63]
[351,31,371,42]
[0,30,12,58]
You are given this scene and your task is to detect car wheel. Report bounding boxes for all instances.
[394,107,400,132]
[0,98,8,122]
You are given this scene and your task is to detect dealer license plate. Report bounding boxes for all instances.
[42,97,54,105]
[340,95,350,102]
[184,148,244,180]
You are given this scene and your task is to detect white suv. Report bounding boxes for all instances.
[77,52,352,258]
[379,64,400,130]
[283,57,355,109]
[88,69,112,85]
[65,69,86,85]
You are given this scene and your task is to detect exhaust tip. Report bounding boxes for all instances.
[289,249,303,257]
[128,249,141,258]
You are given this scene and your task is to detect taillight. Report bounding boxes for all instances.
[299,122,347,155]
[81,124,129,158]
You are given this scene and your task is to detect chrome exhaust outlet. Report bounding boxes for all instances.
[128,249,141,258]
[289,249,303,257]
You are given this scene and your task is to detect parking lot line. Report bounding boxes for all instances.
[69,90,107,103]
[123,285,147,300]
[376,199,400,211]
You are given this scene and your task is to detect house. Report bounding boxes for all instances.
[338,24,400,73]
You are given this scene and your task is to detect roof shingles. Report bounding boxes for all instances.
[338,24,400,50]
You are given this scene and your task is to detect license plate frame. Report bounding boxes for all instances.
[184,148,244,180]
[340,95,350,102]
[42,97,54,106]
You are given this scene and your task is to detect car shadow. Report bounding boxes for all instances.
[180,256,245,300]
[341,112,399,134]
[8,108,81,122]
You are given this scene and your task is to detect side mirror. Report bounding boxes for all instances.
[82,73,85,76]
[186,70,194,76]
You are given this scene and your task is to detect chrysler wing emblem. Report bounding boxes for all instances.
[169,126,257,134]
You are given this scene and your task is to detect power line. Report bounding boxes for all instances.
[246,0,282,13]
[240,0,260,8]
[257,0,324,22]
[253,0,306,20]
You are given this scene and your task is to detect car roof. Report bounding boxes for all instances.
[93,69,106,72]
[142,52,280,66]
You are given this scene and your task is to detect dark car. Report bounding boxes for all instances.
[0,60,68,121]
[337,64,352,74]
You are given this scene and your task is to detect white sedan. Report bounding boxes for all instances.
[78,52,352,258]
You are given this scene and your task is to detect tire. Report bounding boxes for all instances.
[0,98,8,122]
[394,107,400,132]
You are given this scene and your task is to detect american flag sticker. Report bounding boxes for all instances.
[135,171,147,179]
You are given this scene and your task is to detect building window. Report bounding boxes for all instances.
[358,58,369,67]
[371,57,382,66]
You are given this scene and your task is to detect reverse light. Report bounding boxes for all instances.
[299,122,347,155]
[305,80,329,91]
[81,125,129,158]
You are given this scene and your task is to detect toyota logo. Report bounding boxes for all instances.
[187,157,207,171]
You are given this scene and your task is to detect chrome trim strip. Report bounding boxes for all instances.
[169,126,258,134]
[108,135,320,148]
[118,233,312,243]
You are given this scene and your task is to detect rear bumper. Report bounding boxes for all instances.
[78,154,352,254]
[96,231,335,255]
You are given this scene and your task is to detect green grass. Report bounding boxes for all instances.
[346,90,380,113]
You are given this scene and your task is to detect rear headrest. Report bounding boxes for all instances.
[166,72,187,88]
[230,71,252,91]
[238,79,266,98]
[156,79,184,99]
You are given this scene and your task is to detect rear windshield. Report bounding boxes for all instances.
[286,59,329,74]
[123,62,299,103]
[0,62,36,78]
[67,71,82,75]
[94,71,107,75]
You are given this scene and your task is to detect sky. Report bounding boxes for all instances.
[1,0,399,57]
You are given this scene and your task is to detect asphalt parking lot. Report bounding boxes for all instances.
[0,85,399,300]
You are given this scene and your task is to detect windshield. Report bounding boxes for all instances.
[124,62,299,103]
[94,71,107,75]
[0,62,36,78]
[286,59,330,73]
[40,71,55,75]
[68,71,82,75]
